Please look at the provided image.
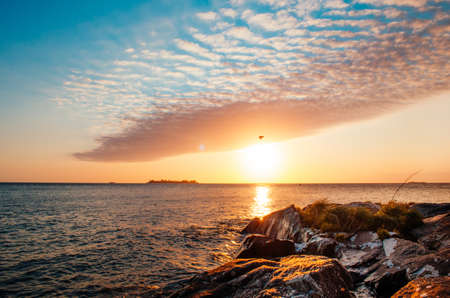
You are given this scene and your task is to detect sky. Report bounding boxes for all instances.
[0,0,449,183]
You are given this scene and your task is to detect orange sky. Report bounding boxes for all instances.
[1,92,449,183]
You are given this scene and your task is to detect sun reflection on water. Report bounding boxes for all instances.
[251,186,272,218]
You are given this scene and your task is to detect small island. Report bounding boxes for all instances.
[147,179,199,184]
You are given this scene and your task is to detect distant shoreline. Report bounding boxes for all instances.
[1,182,450,185]
[146,179,199,184]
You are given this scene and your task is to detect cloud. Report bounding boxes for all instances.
[52,0,450,162]
[196,11,218,21]
[174,39,221,60]
[73,97,398,162]
[356,0,428,7]
[220,8,238,18]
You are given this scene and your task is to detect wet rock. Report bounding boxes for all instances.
[241,205,302,242]
[392,276,450,298]
[171,255,354,298]
[411,203,450,218]
[411,212,450,250]
[235,234,295,259]
[343,202,381,214]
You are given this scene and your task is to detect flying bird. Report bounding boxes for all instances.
[259,136,264,140]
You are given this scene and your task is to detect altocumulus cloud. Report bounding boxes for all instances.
[57,0,449,162]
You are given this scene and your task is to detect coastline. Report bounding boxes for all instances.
[162,201,450,297]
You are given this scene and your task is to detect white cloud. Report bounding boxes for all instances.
[175,39,222,60]
[196,11,218,21]
[220,8,237,18]
[356,0,428,7]
[243,10,299,31]
[225,26,262,43]
[259,0,296,7]
[324,0,348,9]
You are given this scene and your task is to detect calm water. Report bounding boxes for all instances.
[1,183,449,296]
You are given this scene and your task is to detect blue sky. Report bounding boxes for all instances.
[0,0,449,182]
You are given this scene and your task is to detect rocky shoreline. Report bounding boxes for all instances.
[163,202,450,297]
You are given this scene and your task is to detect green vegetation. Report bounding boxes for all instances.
[298,199,423,237]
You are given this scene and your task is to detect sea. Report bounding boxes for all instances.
[1,183,449,296]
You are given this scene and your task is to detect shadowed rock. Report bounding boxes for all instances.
[235,234,295,259]
[242,205,302,242]
[302,236,340,258]
[412,212,450,250]
[170,255,354,298]
[411,203,450,218]
[392,276,450,298]
[364,238,449,297]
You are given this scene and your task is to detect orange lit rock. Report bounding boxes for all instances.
[392,276,450,298]
[171,255,353,298]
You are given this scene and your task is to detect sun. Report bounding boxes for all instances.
[239,143,282,181]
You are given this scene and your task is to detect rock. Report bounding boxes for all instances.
[340,232,383,283]
[340,248,381,272]
[411,212,450,250]
[170,255,354,298]
[302,235,340,258]
[235,234,295,259]
[364,238,449,297]
[241,205,302,242]
[241,217,261,234]
[411,203,450,218]
[301,227,320,243]
[352,285,376,298]
[343,202,381,213]
[349,231,382,250]
[392,276,450,298]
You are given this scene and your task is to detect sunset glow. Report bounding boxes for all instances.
[251,186,272,218]
[0,0,449,183]
[240,143,282,181]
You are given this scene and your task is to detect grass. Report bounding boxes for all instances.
[298,199,423,238]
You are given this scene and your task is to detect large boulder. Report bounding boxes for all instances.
[411,203,450,218]
[242,205,302,242]
[411,212,450,250]
[170,255,354,298]
[392,276,450,298]
[235,234,295,259]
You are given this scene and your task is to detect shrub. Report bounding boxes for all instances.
[380,200,410,218]
[299,198,331,227]
[298,199,423,237]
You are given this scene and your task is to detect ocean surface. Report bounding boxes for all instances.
[1,183,449,296]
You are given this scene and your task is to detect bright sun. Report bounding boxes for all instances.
[239,143,282,181]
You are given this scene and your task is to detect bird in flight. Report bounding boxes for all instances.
[258,136,264,140]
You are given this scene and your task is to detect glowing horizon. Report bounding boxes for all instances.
[0,0,449,183]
